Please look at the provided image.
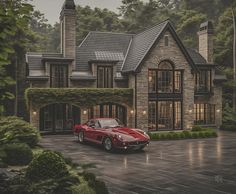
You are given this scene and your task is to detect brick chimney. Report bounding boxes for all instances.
[198,21,214,63]
[60,0,76,67]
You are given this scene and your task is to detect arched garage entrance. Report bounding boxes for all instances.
[39,103,80,131]
[88,103,127,125]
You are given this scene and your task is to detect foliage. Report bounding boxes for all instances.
[0,116,40,147]
[82,172,109,194]
[148,128,217,140]
[220,124,236,131]
[1,143,33,166]
[25,150,69,182]
[0,0,35,114]
[25,88,133,109]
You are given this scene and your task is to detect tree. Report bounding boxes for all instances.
[0,0,34,115]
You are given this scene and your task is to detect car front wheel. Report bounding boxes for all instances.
[78,131,84,143]
[103,137,113,152]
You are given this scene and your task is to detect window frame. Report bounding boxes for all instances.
[50,64,68,88]
[148,69,183,94]
[97,66,113,88]
[194,103,215,125]
[194,69,212,94]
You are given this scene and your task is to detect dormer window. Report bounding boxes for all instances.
[164,35,169,46]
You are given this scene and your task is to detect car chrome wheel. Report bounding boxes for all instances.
[103,137,112,151]
[78,131,84,143]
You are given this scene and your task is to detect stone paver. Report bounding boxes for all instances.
[40,131,236,194]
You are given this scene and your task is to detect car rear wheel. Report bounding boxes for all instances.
[103,137,113,152]
[78,131,84,143]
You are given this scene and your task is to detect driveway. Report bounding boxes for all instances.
[40,131,236,194]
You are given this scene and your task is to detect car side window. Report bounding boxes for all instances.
[88,120,95,128]
[95,120,101,128]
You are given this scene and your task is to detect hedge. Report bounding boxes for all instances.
[148,128,217,141]
[220,124,236,131]
[25,88,133,109]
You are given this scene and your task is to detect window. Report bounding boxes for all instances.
[164,35,169,46]
[89,103,126,125]
[148,100,182,131]
[97,66,113,88]
[194,104,215,125]
[148,61,183,93]
[50,64,68,88]
[195,70,211,93]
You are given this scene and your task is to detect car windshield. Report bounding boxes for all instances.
[98,119,122,129]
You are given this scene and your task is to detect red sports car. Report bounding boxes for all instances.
[73,118,150,151]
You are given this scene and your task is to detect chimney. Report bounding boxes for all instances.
[60,0,76,67]
[198,21,214,63]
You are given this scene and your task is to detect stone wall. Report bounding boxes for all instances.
[132,30,195,130]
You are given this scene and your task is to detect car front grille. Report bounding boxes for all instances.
[129,141,147,146]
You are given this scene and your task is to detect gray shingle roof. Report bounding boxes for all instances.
[187,48,207,64]
[76,32,133,72]
[122,21,168,72]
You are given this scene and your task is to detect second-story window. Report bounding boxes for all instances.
[148,61,182,93]
[97,66,113,88]
[50,64,68,88]
[195,70,211,93]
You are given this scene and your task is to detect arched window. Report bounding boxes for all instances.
[148,61,182,93]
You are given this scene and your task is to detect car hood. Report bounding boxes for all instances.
[111,127,149,141]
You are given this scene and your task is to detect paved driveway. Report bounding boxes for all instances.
[40,131,236,194]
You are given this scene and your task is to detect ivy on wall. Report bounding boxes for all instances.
[25,88,133,110]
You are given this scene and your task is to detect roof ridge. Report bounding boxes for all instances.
[89,31,134,36]
[134,19,170,37]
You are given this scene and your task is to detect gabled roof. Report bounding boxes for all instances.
[122,20,197,73]
[76,32,133,72]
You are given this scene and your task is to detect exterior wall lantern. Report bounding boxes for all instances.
[33,111,37,116]
[83,110,87,115]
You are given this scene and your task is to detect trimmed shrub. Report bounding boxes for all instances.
[25,150,69,182]
[83,172,109,194]
[192,125,204,132]
[220,124,236,131]
[183,130,191,138]
[0,117,40,147]
[1,143,33,166]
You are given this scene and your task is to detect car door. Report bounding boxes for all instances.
[84,120,95,141]
[93,120,104,144]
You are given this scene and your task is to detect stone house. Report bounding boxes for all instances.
[26,0,225,132]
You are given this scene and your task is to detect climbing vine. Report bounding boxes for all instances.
[25,88,133,110]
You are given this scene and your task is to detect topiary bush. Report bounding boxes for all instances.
[25,150,69,182]
[1,143,33,166]
[0,116,40,147]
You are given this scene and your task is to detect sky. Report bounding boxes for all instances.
[31,0,123,25]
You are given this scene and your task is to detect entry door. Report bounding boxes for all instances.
[157,101,173,130]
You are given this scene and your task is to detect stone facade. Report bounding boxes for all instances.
[135,31,195,130]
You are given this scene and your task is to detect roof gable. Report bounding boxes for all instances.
[122,20,197,73]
